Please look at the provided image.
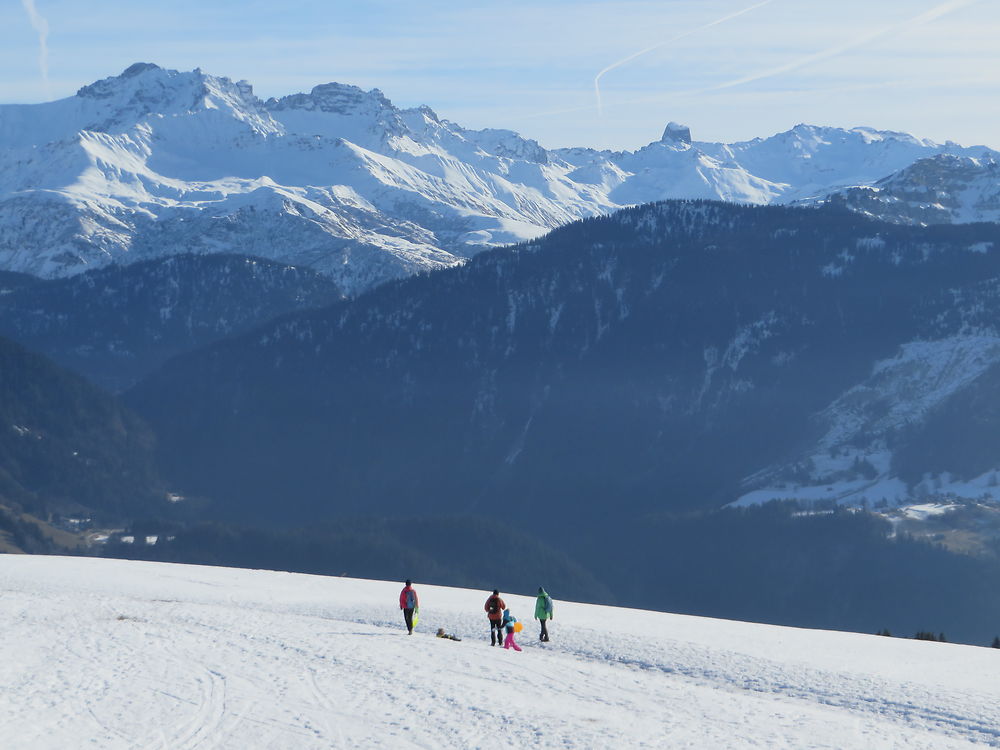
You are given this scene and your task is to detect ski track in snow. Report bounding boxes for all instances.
[2,556,1000,749]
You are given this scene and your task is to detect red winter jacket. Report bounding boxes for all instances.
[484,595,506,621]
[399,586,419,610]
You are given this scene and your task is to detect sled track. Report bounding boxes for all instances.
[165,667,228,750]
[304,664,345,746]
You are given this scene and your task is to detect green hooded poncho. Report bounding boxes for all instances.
[535,588,553,620]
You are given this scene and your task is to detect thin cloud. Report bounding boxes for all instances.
[20,0,50,96]
[709,0,985,92]
[594,0,778,115]
[549,0,986,123]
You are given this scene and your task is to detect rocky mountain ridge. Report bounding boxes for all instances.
[824,153,1000,225]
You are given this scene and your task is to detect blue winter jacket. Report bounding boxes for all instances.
[502,609,518,634]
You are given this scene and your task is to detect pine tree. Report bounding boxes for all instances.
[991,636,999,649]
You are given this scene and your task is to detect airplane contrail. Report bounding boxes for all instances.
[594,0,778,116]
[577,0,983,122]
[20,0,51,96]
[708,0,984,93]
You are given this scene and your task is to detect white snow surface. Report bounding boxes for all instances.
[2,64,998,294]
[901,503,960,521]
[3,555,1000,749]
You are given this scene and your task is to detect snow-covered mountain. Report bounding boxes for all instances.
[2,63,996,294]
[4,554,1000,749]
[825,153,1000,225]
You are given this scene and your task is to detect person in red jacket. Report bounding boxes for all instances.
[399,580,419,634]
[484,589,506,646]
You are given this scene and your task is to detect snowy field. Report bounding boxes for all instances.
[3,556,1000,749]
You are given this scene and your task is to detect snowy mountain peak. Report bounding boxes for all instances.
[414,104,441,123]
[72,63,274,136]
[459,127,550,163]
[121,61,161,79]
[266,81,393,117]
[848,126,930,146]
[763,123,931,150]
[661,121,692,144]
[75,62,162,98]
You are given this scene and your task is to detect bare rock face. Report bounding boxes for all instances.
[661,121,692,145]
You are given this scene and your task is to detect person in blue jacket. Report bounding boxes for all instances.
[501,609,522,651]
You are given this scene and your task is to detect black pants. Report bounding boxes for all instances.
[490,618,504,644]
[539,619,549,640]
[403,608,414,633]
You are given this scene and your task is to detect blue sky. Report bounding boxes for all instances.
[2,0,998,150]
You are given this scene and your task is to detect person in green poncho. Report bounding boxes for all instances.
[534,586,553,642]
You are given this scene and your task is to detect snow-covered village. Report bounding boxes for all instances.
[3,1,1000,747]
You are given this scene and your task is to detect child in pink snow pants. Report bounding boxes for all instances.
[501,609,522,651]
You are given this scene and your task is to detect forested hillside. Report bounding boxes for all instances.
[0,336,164,522]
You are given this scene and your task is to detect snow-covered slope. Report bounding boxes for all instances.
[734,336,1000,508]
[2,555,999,749]
[733,331,1000,510]
[2,64,996,294]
